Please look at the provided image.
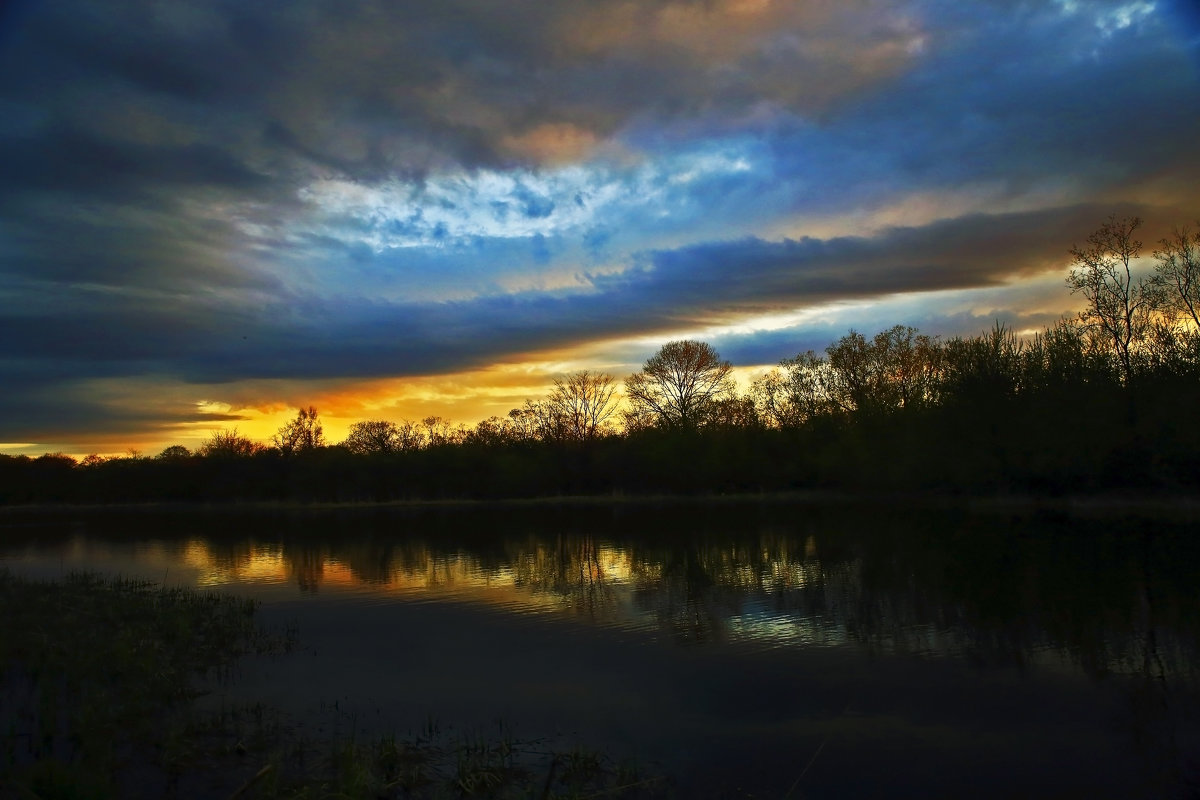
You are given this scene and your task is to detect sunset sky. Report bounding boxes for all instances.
[2,0,1199,456]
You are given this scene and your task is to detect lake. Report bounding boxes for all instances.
[2,501,1198,798]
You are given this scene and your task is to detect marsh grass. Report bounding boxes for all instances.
[224,711,668,799]
[0,571,666,799]
[0,570,294,798]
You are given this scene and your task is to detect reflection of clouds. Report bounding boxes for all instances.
[727,605,846,649]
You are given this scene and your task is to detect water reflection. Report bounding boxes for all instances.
[3,504,1199,794]
[4,506,1199,680]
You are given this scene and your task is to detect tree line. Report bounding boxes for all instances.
[3,216,1199,504]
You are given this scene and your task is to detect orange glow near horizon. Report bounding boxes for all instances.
[69,337,645,458]
[1,284,1083,460]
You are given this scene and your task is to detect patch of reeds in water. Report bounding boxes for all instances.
[0,570,666,799]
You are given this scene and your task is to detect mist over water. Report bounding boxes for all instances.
[2,503,1198,797]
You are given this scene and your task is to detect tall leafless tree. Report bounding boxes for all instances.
[200,428,263,458]
[817,326,941,413]
[1152,223,1200,330]
[1066,215,1160,384]
[750,352,839,427]
[624,340,735,429]
[273,406,325,454]
[546,370,619,441]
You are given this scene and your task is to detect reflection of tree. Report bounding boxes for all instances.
[1121,532,1200,795]
[636,542,731,644]
[158,506,1200,791]
[818,516,1200,793]
[629,533,833,645]
[339,538,403,585]
[292,546,325,593]
[511,534,621,621]
[90,509,1200,684]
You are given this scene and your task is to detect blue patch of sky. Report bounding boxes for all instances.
[754,2,1193,213]
[283,140,775,296]
[234,0,1200,340]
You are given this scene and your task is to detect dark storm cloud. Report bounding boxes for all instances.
[748,5,1200,217]
[0,205,282,292]
[603,203,1170,321]
[3,0,1195,200]
[0,386,246,443]
[0,0,929,186]
[0,203,1149,387]
[0,122,269,201]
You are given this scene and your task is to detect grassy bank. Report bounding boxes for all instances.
[0,571,666,799]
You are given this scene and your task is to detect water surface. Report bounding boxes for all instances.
[2,502,1197,798]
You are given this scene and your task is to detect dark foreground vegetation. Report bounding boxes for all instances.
[4,216,1200,504]
[0,571,664,799]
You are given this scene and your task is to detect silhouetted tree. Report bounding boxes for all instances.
[514,400,565,442]
[200,428,263,458]
[342,420,404,454]
[625,340,735,429]
[824,325,941,413]
[394,419,426,450]
[34,453,76,468]
[505,404,544,442]
[1067,215,1160,383]
[1152,223,1200,330]
[421,416,461,447]
[707,395,759,429]
[546,370,619,441]
[751,351,839,427]
[619,400,658,434]
[1021,318,1105,391]
[939,323,1023,404]
[26,453,78,502]
[1140,320,1200,377]
[467,416,513,447]
[157,445,191,460]
[273,406,325,454]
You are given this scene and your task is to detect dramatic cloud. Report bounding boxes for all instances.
[1,0,1198,452]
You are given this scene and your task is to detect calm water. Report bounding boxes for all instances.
[2,502,1199,798]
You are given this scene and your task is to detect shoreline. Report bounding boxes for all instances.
[2,487,1199,519]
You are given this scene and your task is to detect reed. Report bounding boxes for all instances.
[0,570,665,799]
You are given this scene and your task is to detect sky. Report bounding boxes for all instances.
[2,0,1199,456]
